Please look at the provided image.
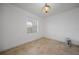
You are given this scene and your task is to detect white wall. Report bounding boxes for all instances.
[45,8,79,45]
[0,4,43,51]
[0,4,3,51]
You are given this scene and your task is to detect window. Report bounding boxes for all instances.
[26,17,38,33]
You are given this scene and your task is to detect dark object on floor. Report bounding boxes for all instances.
[66,38,72,47]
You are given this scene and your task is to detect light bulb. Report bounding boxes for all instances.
[42,3,51,14]
[42,6,49,13]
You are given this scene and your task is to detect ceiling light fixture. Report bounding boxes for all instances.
[42,3,51,14]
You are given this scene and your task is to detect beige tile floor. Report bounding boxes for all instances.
[0,37,79,55]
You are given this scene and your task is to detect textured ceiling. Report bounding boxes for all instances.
[10,3,79,18]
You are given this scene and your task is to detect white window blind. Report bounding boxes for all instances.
[26,17,38,33]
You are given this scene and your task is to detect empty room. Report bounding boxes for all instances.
[0,3,79,55]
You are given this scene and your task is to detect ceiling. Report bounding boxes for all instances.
[10,3,79,18]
